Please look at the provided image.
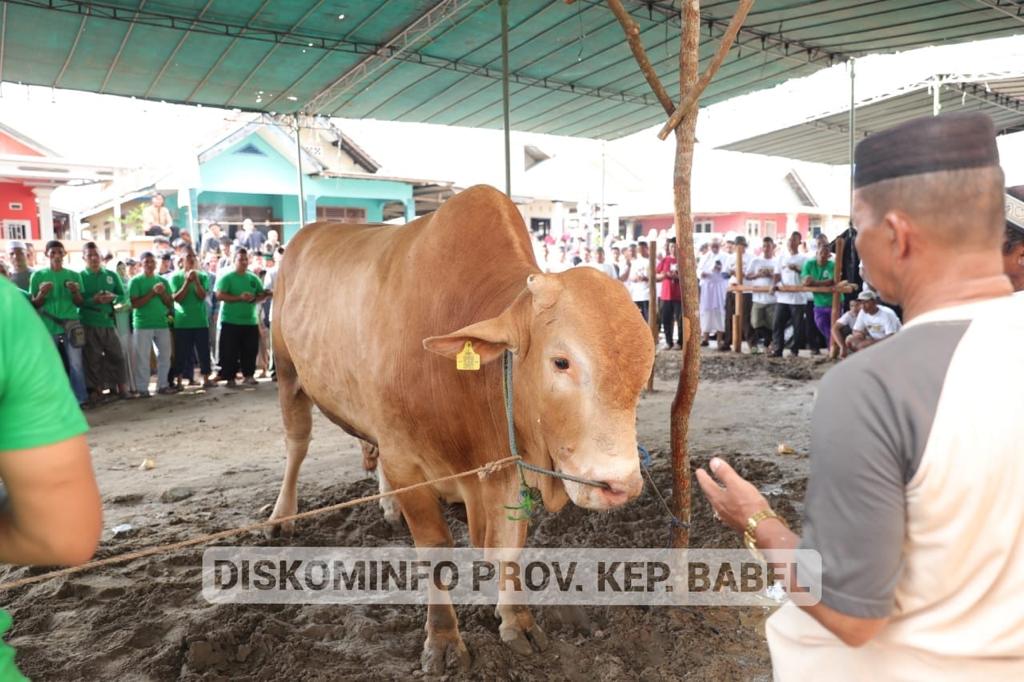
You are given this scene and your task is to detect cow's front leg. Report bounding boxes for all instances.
[394,476,470,674]
[484,510,549,655]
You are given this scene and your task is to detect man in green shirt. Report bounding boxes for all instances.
[802,243,837,350]
[29,240,88,405]
[170,249,214,388]
[128,251,175,396]
[215,247,271,388]
[0,277,103,680]
[79,242,129,404]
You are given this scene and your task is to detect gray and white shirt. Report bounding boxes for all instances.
[768,293,1024,680]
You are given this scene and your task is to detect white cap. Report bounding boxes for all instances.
[6,240,26,251]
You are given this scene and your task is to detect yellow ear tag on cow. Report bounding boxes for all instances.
[456,341,481,371]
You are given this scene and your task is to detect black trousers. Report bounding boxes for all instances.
[634,300,649,322]
[660,299,682,346]
[804,301,824,352]
[174,327,212,379]
[771,303,806,356]
[219,323,259,378]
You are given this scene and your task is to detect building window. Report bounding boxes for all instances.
[809,218,822,238]
[694,220,713,233]
[764,219,777,237]
[8,202,23,211]
[316,206,367,224]
[745,219,761,238]
[2,220,29,240]
[530,218,551,237]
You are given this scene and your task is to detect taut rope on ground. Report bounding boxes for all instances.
[0,456,521,592]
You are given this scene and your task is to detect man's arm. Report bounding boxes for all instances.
[696,459,890,646]
[0,436,102,566]
[172,276,190,302]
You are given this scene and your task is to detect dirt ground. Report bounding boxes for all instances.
[1,350,830,681]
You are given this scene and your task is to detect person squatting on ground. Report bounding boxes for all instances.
[845,290,901,353]
[698,112,1024,680]
[79,242,129,404]
[215,247,271,388]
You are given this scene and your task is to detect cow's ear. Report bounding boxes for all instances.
[423,316,515,365]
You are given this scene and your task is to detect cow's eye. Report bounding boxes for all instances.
[552,358,570,371]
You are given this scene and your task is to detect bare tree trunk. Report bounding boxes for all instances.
[670,0,702,549]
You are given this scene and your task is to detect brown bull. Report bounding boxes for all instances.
[268,185,655,673]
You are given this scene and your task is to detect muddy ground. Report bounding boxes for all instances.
[1,350,830,681]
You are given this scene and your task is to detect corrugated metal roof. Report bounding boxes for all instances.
[2,1,1023,139]
[718,76,1024,163]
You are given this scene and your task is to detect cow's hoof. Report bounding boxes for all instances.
[500,622,549,656]
[420,634,470,675]
[264,520,293,539]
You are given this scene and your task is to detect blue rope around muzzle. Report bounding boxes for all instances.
[637,444,690,531]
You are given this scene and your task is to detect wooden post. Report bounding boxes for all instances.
[829,238,846,359]
[647,243,658,392]
[731,243,745,353]
[606,0,750,549]
[667,0,701,549]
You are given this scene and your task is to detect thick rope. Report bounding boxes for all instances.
[0,456,520,592]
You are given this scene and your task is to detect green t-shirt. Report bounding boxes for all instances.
[28,268,83,336]
[79,267,126,329]
[216,271,264,326]
[0,278,88,682]
[802,258,836,307]
[128,274,172,329]
[169,270,211,329]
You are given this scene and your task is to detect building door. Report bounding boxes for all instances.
[530,218,550,238]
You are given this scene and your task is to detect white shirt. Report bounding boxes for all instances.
[626,259,651,302]
[837,309,859,328]
[774,253,808,305]
[853,305,901,340]
[586,261,618,279]
[745,256,777,305]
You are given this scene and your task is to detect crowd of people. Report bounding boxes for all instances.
[534,228,909,358]
[0,215,282,408]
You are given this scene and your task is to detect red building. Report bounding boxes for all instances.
[0,123,119,242]
[621,169,848,244]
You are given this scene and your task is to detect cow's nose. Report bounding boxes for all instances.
[596,472,643,505]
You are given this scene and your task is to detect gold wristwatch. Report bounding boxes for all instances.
[744,509,784,561]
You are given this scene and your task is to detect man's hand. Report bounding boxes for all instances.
[37,282,53,297]
[94,292,115,304]
[240,292,255,302]
[152,283,166,295]
[65,281,80,294]
[695,457,772,533]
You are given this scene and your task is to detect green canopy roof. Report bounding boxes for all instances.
[2,0,1022,138]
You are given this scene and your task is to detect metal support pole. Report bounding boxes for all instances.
[295,115,307,227]
[500,0,511,197]
[848,58,855,218]
[932,79,941,116]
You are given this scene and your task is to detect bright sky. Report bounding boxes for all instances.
[1,32,1022,210]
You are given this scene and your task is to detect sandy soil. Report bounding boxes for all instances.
[1,350,830,681]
